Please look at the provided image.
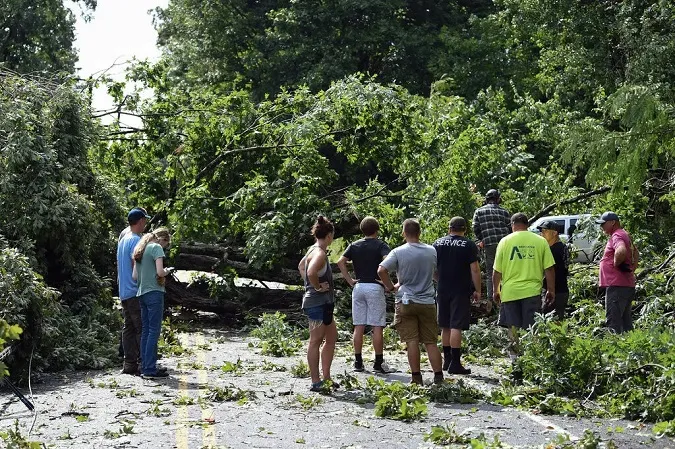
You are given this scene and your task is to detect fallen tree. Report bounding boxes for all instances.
[174,243,342,286]
[164,276,304,320]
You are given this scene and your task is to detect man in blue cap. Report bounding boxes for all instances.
[596,212,638,333]
[117,207,150,375]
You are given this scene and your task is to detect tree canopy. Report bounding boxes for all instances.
[1,0,675,383]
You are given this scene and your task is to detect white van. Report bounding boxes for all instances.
[528,214,600,263]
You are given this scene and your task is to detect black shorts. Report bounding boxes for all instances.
[498,296,542,329]
[437,293,471,330]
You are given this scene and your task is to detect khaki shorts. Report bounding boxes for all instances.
[393,302,438,344]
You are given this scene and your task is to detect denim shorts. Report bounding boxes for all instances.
[304,305,324,321]
[303,303,334,325]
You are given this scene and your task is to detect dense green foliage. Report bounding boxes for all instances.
[1,2,675,427]
[0,0,96,74]
[509,299,675,422]
[0,72,122,377]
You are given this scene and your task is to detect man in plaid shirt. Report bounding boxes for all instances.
[472,189,511,303]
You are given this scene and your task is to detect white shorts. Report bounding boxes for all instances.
[352,283,386,327]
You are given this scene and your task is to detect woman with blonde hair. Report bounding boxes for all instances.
[132,227,174,378]
[298,216,337,391]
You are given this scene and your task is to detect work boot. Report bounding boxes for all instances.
[447,348,471,375]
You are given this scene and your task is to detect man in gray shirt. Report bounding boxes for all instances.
[378,219,443,385]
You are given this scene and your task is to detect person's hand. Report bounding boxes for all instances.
[348,278,359,287]
[477,241,484,249]
[393,283,400,293]
[315,282,330,292]
[617,262,633,273]
[545,290,555,306]
[493,291,501,305]
[471,291,481,304]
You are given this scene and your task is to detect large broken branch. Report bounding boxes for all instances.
[164,276,304,319]
[637,249,675,280]
[528,186,611,224]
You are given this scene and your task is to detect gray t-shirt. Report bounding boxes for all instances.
[379,242,437,305]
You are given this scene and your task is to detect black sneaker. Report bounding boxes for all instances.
[141,371,169,379]
[433,374,444,385]
[448,364,471,375]
[353,360,365,372]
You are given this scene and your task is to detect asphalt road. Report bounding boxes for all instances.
[1,326,672,449]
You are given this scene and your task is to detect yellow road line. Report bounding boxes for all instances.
[196,333,217,448]
[176,333,190,449]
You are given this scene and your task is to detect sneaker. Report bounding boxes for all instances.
[433,374,444,385]
[309,381,324,392]
[353,360,365,372]
[141,370,169,379]
[410,374,423,385]
[448,364,471,375]
[373,362,394,374]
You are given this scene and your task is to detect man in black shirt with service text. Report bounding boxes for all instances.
[433,217,481,375]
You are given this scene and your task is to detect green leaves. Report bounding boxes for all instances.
[513,305,675,421]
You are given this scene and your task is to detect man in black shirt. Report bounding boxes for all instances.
[337,216,392,373]
[537,221,570,319]
[433,217,481,375]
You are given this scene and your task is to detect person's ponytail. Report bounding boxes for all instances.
[132,227,170,262]
[133,233,155,262]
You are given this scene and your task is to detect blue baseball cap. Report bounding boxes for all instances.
[595,211,619,224]
[127,207,151,223]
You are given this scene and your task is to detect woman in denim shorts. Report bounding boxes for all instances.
[298,215,337,391]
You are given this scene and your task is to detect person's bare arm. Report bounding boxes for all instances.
[155,257,173,277]
[336,256,357,287]
[492,270,502,304]
[377,265,396,292]
[470,261,481,301]
[306,251,330,292]
[614,241,628,266]
[298,255,307,281]
[132,261,138,281]
[544,267,556,305]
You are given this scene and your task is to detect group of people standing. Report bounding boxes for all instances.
[300,189,638,389]
[117,208,174,378]
[115,190,637,389]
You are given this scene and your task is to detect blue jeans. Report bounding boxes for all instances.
[139,290,164,375]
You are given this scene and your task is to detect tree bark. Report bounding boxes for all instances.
[174,242,344,286]
[164,276,304,319]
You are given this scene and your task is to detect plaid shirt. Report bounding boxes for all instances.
[472,204,511,246]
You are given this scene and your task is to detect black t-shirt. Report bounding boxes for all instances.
[342,238,391,283]
[433,234,478,297]
[545,241,570,293]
